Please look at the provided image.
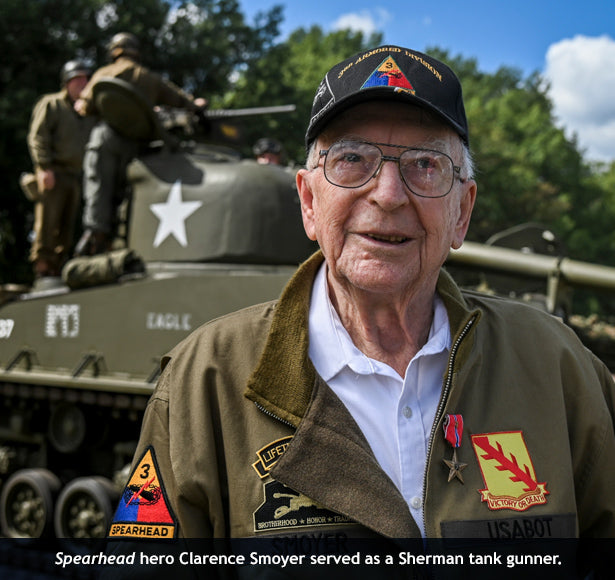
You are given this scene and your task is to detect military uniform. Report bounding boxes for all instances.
[108,253,615,576]
[27,88,94,274]
[78,56,199,240]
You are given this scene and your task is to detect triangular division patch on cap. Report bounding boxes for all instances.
[108,445,177,538]
[361,56,415,93]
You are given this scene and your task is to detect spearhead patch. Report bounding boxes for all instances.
[361,56,415,93]
[108,446,177,538]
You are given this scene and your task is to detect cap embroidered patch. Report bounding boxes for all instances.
[108,446,177,538]
[361,56,415,93]
[305,45,469,148]
[471,431,548,512]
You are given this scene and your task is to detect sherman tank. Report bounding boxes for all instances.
[0,81,315,540]
[1,81,615,542]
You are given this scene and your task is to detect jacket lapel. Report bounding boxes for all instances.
[271,376,420,538]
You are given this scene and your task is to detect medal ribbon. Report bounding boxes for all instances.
[443,414,463,448]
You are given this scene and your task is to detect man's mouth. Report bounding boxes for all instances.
[365,233,410,244]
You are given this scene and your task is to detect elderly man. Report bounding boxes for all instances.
[108,46,614,576]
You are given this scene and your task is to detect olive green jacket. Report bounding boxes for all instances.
[80,56,196,116]
[124,251,615,543]
[27,89,95,173]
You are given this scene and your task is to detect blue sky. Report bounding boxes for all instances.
[239,0,615,162]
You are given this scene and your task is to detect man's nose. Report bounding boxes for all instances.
[367,157,410,210]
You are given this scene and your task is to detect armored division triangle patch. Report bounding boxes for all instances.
[361,56,415,92]
[108,446,177,538]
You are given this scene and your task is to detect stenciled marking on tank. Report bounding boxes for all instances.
[44,305,80,338]
[146,312,192,331]
[149,180,203,248]
[0,319,15,339]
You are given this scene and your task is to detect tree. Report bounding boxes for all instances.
[223,26,382,164]
[0,0,104,283]
[0,0,282,284]
[428,51,581,244]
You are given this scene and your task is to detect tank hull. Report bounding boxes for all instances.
[0,264,297,538]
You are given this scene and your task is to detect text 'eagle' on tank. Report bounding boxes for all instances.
[0,80,315,540]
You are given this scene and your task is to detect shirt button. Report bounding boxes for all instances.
[402,406,413,418]
[410,496,422,510]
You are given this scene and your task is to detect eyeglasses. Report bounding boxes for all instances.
[318,140,464,198]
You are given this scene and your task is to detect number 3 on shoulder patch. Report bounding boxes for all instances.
[108,446,178,538]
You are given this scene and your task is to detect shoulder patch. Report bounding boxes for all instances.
[253,436,293,479]
[108,446,177,538]
[471,431,549,512]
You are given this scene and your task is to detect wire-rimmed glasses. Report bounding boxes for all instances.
[318,140,464,198]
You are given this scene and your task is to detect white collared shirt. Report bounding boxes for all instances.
[308,263,451,537]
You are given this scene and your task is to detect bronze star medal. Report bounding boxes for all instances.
[443,448,468,483]
[442,414,467,483]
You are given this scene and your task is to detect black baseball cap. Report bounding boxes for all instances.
[306,46,469,148]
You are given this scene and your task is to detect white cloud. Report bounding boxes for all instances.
[545,35,615,161]
[332,9,391,37]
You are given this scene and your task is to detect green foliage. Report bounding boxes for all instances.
[153,0,284,95]
[0,0,281,284]
[2,2,615,314]
[224,25,382,164]
[0,0,104,282]
[428,49,615,272]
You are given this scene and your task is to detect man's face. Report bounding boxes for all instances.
[257,152,282,165]
[66,75,89,102]
[297,101,476,299]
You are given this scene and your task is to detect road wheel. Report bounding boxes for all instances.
[0,468,61,538]
[54,476,118,538]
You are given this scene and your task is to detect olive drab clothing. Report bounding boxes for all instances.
[79,56,196,117]
[28,89,94,173]
[26,89,95,271]
[79,56,199,237]
[81,122,140,235]
[110,252,615,575]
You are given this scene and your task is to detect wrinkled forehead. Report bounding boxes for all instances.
[318,101,458,149]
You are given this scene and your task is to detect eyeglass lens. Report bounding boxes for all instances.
[323,141,455,198]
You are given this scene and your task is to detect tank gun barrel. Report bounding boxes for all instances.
[448,241,615,291]
[202,104,296,119]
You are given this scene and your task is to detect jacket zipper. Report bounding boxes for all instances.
[253,401,296,429]
[421,314,477,534]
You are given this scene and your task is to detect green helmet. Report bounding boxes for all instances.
[252,138,283,156]
[61,59,91,85]
[107,32,140,61]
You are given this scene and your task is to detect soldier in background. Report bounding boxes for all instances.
[26,59,95,281]
[74,32,207,256]
[253,137,285,165]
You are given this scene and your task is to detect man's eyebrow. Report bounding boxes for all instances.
[324,134,454,152]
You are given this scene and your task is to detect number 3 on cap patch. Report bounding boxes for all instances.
[108,446,177,538]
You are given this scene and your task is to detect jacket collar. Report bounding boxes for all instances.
[245,251,479,427]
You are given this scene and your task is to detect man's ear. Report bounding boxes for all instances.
[296,168,318,241]
[451,179,477,250]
